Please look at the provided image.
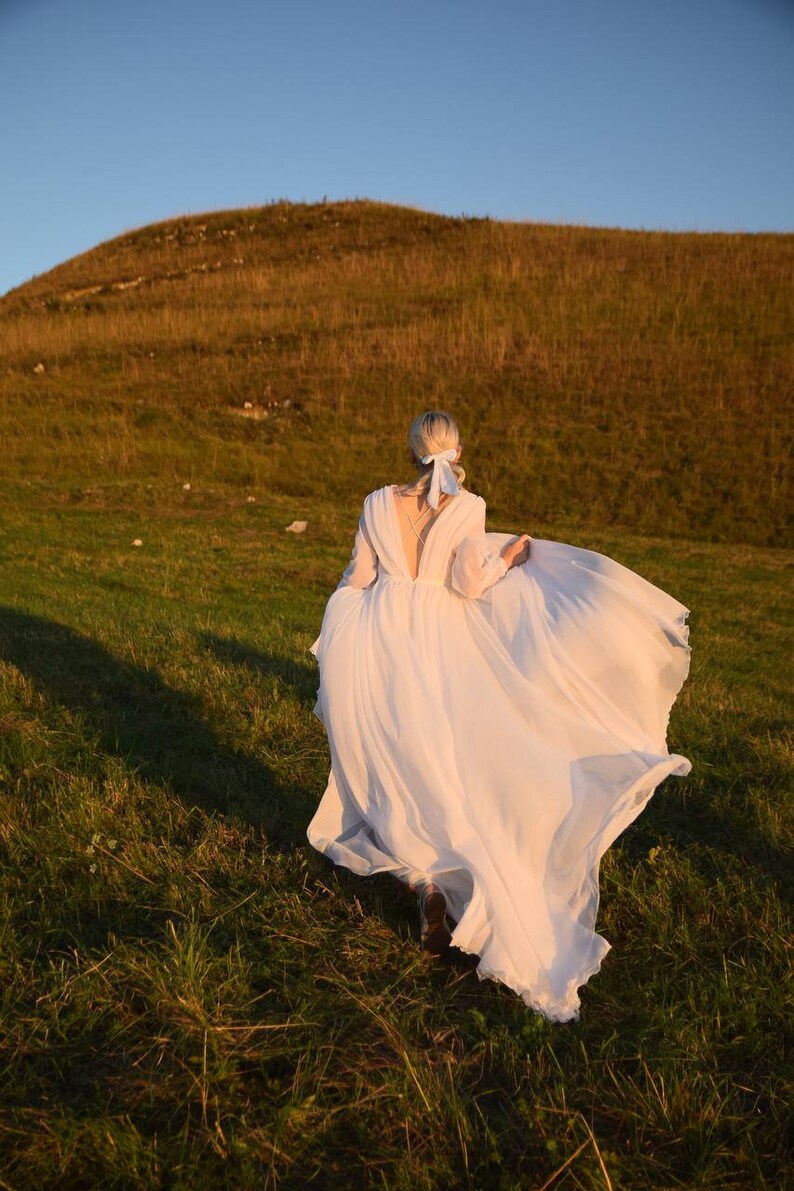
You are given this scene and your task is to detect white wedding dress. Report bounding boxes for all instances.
[307,485,691,1022]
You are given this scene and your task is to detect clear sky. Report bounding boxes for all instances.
[1,0,792,296]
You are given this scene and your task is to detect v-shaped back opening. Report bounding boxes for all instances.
[390,485,456,581]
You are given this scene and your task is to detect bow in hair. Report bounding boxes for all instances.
[421,448,460,509]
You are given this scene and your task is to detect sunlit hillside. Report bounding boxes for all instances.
[0,203,791,1188]
[1,200,791,546]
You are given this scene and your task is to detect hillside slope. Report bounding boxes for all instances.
[1,199,791,546]
[0,202,791,1186]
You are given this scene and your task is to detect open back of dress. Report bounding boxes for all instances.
[308,485,691,1022]
[391,486,455,580]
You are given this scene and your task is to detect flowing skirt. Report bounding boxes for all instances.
[308,536,691,1021]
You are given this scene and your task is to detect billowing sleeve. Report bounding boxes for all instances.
[451,500,510,599]
[335,506,379,591]
[452,538,509,598]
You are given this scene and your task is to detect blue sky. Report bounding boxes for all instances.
[1,0,792,296]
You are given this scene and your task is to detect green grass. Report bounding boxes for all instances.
[0,201,791,1188]
[1,500,790,1189]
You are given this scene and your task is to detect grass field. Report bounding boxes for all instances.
[0,201,791,1189]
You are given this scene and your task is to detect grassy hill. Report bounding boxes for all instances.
[0,202,791,1189]
[1,199,791,545]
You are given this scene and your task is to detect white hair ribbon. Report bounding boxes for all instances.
[421,448,460,509]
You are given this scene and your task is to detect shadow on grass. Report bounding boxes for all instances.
[0,608,315,849]
[0,610,434,951]
[199,630,318,703]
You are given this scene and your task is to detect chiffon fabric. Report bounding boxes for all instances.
[307,485,691,1022]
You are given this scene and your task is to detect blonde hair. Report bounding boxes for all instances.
[403,410,466,497]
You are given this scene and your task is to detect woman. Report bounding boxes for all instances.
[308,411,691,1022]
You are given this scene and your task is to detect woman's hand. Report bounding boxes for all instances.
[501,534,532,570]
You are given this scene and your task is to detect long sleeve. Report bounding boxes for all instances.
[336,510,379,591]
[451,499,511,598]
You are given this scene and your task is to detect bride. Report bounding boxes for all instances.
[307,410,691,1022]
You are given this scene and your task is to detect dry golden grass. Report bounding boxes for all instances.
[1,199,791,545]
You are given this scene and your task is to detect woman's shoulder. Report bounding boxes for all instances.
[363,485,392,504]
[357,486,392,517]
[462,489,486,508]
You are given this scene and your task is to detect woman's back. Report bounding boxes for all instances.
[391,485,453,580]
[336,485,506,596]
